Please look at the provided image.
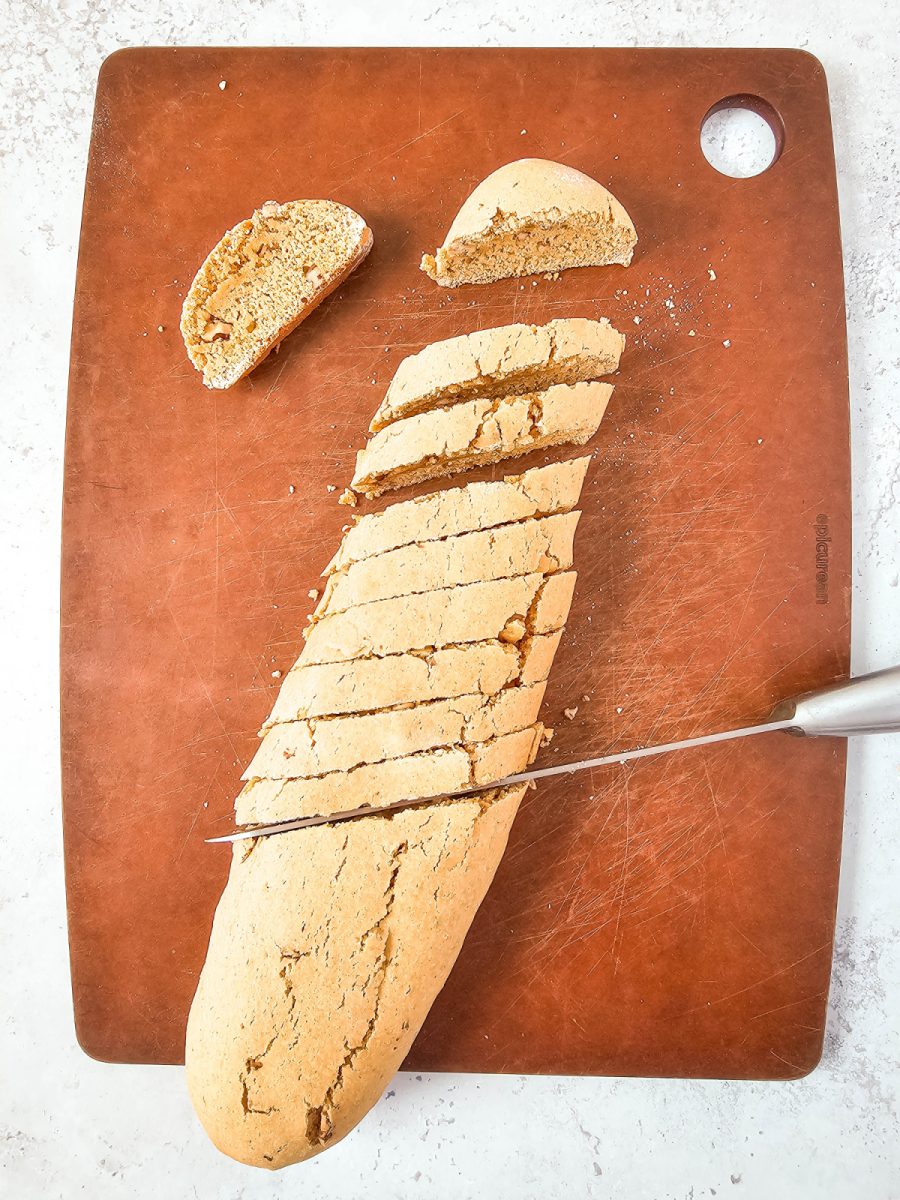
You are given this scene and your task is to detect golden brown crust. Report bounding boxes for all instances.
[185,786,526,1168]
[420,159,636,287]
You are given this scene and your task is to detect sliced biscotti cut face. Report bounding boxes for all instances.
[300,571,574,666]
[243,682,547,781]
[370,318,624,430]
[181,199,373,389]
[326,457,589,575]
[235,725,543,824]
[186,784,525,1168]
[261,631,563,729]
[351,382,613,498]
[421,158,636,287]
[315,511,579,619]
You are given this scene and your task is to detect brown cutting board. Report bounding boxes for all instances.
[61,47,850,1077]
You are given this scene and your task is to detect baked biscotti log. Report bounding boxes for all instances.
[421,158,636,287]
[181,200,372,389]
[186,786,527,1168]
[261,629,563,729]
[370,318,623,431]
[326,457,590,574]
[314,510,579,618]
[235,725,543,825]
[351,382,613,498]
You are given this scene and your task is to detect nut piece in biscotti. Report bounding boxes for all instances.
[181,199,373,389]
[421,158,636,287]
[326,456,590,575]
[370,318,624,431]
[185,786,526,1169]
[351,382,613,498]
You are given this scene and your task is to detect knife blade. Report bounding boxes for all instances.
[206,663,900,844]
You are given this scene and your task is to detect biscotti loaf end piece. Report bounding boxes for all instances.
[371,317,625,430]
[186,784,527,1169]
[351,382,613,499]
[421,158,636,287]
[326,456,590,576]
[181,199,372,389]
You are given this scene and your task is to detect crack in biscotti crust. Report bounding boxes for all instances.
[185,785,527,1167]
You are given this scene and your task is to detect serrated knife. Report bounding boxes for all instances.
[207,664,900,844]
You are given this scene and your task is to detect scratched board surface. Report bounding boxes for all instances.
[61,48,850,1075]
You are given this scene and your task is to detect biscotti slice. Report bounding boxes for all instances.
[235,725,543,824]
[244,682,546,781]
[301,571,574,666]
[421,158,636,287]
[186,785,526,1168]
[370,318,624,430]
[326,457,589,575]
[315,511,579,618]
[181,199,372,389]
[261,630,563,728]
[351,382,613,498]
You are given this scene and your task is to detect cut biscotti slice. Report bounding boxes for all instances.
[186,784,526,1168]
[181,199,372,389]
[315,511,579,618]
[235,725,543,824]
[326,457,589,575]
[261,630,563,729]
[421,158,636,287]
[244,681,546,781]
[370,318,624,430]
[301,571,574,666]
[351,382,613,498]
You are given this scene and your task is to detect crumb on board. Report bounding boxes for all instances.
[326,484,337,493]
[338,488,358,507]
[541,727,554,746]
[288,484,295,494]
[271,670,282,679]
[564,707,578,720]
[219,80,227,90]
[308,588,319,601]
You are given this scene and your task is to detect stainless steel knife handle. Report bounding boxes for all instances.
[773,665,900,737]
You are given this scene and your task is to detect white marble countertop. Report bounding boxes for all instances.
[2,3,898,1197]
